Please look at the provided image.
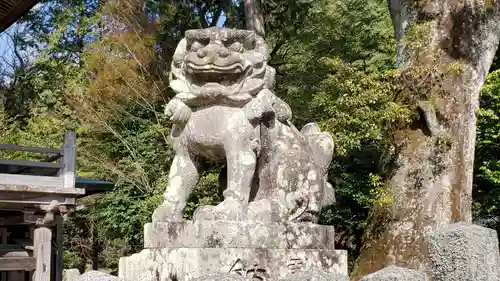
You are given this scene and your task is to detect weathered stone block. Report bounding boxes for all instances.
[144,220,335,249]
[122,219,346,281]
[424,222,500,281]
[119,248,347,281]
[360,266,428,281]
[279,269,349,281]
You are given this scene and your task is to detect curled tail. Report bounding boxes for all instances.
[301,123,336,206]
[300,123,334,174]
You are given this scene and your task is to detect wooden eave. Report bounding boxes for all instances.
[0,0,41,32]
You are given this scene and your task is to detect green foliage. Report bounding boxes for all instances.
[184,169,222,219]
[0,0,400,270]
[63,251,85,271]
[402,21,435,56]
[309,59,410,154]
[267,1,406,267]
[2,0,499,272]
[473,69,500,232]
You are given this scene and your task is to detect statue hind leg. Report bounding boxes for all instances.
[152,150,200,222]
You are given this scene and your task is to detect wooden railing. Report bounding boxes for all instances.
[0,132,79,281]
[0,132,76,190]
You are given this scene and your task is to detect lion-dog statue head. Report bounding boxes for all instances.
[169,27,276,108]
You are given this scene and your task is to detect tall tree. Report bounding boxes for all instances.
[244,0,265,37]
[352,0,500,278]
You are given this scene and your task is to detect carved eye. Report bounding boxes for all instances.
[229,42,243,52]
[190,41,204,52]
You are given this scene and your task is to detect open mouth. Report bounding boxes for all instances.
[186,62,244,74]
[185,63,248,87]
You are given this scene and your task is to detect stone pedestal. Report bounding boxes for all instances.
[424,222,500,281]
[119,220,347,281]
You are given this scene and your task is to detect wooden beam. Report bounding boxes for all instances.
[55,216,64,281]
[0,144,61,155]
[62,132,76,189]
[0,228,6,281]
[0,174,63,188]
[0,204,76,218]
[13,238,34,250]
[34,226,52,281]
[0,248,30,257]
[0,214,24,225]
[0,187,84,197]
[0,159,63,169]
[0,244,23,250]
[0,194,75,204]
[0,257,36,271]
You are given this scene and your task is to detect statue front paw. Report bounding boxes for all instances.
[193,205,216,221]
[165,98,192,124]
[214,199,247,221]
[193,199,247,221]
[152,201,184,222]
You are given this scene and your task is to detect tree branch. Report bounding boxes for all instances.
[244,0,265,37]
[199,6,209,28]
[222,0,235,27]
[5,32,25,71]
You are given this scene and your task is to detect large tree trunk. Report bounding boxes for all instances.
[352,0,500,279]
[244,0,265,37]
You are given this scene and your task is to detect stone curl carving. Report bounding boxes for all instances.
[152,27,335,223]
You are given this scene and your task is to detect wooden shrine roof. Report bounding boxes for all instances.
[0,0,41,32]
[75,177,114,197]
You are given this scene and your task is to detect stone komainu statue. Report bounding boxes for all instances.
[152,27,335,223]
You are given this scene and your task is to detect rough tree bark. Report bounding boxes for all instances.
[244,0,265,37]
[352,0,500,279]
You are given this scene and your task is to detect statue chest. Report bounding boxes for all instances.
[178,106,258,159]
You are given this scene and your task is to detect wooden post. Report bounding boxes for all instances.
[1,227,7,281]
[33,226,52,281]
[29,226,34,281]
[62,132,76,189]
[54,216,64,281]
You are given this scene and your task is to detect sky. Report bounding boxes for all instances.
[217,11,227,27]
[0,3,228,77]
[0,29,16,72]
[0,3,44,76]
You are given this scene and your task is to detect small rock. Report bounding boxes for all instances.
[74,271,121,281]
[360,266,428,281]
[280,269,349,281]
[63,269,81,281]
[424,222,500,281]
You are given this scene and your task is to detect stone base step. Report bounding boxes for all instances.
[144,220,336,249]
[119,248,348,281]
